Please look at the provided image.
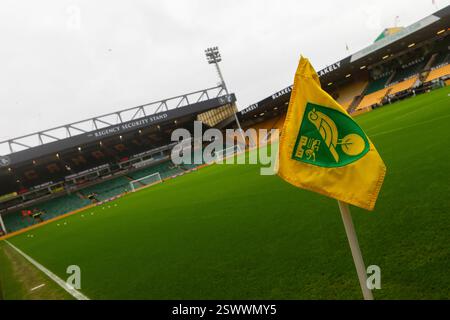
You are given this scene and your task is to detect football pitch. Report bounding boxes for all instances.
[1,87,449,300]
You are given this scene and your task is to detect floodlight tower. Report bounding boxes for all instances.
[205,46,228,94]
[205,46,246,143]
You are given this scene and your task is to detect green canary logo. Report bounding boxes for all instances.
[292,103,370,167]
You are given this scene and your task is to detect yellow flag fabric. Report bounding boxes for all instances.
[278,57,386,210]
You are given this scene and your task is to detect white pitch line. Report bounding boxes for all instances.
[5,240,90,300]
[30,283,46,291]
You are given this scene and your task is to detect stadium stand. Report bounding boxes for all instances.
[2,194,91,233]
[1,6,448,236]
[2,210,35,232]
[364,74,392,95]
[335,80,368,110]
[248,113,286,144]
[430,51,449,68]
[425,62,450,82]
[79,176,131,202]
[251,116,280,131]
[356,57,432,109]
[389,58,426,84]
[128,161,185,181]
[356,87,390,110]
[1,159,193,233]
[357,75,421,110]
[387,77,418,95]
[241,116,279,144]
[38,195,91,219]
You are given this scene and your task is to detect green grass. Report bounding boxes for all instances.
[0,241,73,300]
[2,87,450,299]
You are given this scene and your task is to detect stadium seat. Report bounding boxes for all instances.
[389,61,425,84]
[128,162,184,181]
[2,194,91,233]
[429,52,449,69]
[364,75,391,95]
[357,75,419,110]
[387,77,418,95]
[338,99,353,109]
[335,80,368,109]
[1,161,196,233]
[244,116,280,144]
[425,63,450,82]
[356,87,390,109]
[80,176,131,201]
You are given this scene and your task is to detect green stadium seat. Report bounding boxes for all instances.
[365,75,391,95]
[80,176,131,201]
[390,62,425,84]
[2,194,91,233]
[2,160,201,234]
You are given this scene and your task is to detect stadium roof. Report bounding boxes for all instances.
[239,5,450,119]
[0,86,236,167]
[374,27,405,43]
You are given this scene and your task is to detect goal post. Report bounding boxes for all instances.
[129,172,162,192]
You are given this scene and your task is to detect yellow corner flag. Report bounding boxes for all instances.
[278,57,386,211]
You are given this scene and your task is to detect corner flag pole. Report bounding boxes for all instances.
[0,213,7,235]
[337,201,374,300]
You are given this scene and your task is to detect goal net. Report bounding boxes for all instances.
[129,172,162,192]
[213,144,243,163]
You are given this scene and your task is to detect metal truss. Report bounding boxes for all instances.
[0,85,227,155]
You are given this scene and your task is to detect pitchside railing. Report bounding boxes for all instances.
[0,85,227,155]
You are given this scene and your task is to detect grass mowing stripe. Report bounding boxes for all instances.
[370,113,450,138]
[4,240,89,300]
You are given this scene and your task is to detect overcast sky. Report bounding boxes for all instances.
[0,0,448,144]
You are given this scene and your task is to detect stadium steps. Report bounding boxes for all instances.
[347,94,365,113]
[431,52,449,69]
[424,53,450,82]
[385,71,397,87]
[424,53,438,71]
[347,79,373,113]
[420,53,438,82]
[335,80,368,109]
